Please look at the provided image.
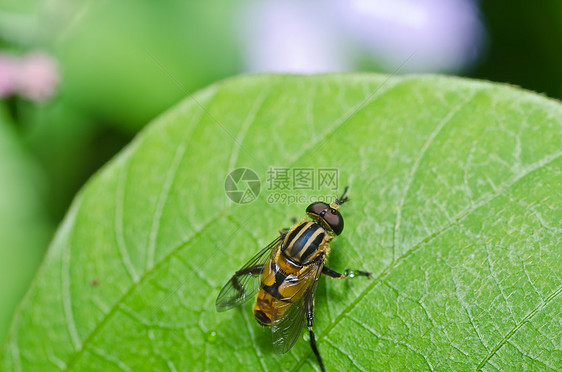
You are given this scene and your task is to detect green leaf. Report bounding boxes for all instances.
[2,74,561,371]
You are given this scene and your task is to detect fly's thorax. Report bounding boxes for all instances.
[281,220,330,264]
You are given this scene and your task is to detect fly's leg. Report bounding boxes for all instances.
[307,306,325,372]
[232,265,264,293]
[322,266,372,279]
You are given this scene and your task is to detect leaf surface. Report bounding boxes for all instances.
[2,74,561,371]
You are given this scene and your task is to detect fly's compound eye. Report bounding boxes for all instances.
[323,208,344,235]
[306,202,329,217]
[305,202,344,235]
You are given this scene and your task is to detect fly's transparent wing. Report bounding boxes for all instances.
[215,236,282,312]
[271,260,324,354]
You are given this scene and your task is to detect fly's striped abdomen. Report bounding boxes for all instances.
[253,291,281,326]
[253,248,315,325]
[282,221,328,264]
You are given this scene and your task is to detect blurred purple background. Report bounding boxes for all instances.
[239,0,485,74]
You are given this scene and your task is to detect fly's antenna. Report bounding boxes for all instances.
[334,186,350,206]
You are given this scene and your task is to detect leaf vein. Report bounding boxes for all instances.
[324,337,367,372]
[227,86,271,171]
[63,211,226,370]
[347,315,434,371]
[241,307,269,372]
[146,108,206,271]
[284,78,402,166]
[484,243,517,323]
[450,267,490,353]
[146,138,189,271]
[115,160,140,282]
[62,225,81,351]
[392,91,479,260]
[476,284,562,370]
[89,346,132,372]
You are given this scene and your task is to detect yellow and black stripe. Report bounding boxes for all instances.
[282,221,328,264]
[253,221,330,326]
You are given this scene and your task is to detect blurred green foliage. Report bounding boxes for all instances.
[56,1,242,130]
[0,105,52,342]
[6,0,242,219]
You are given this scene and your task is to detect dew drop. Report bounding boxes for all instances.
[207,331,217,343]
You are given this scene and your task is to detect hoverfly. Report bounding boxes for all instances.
[216,187,371,371]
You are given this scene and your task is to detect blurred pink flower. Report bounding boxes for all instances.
[0,54,17,98]
[17,52,60,102]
